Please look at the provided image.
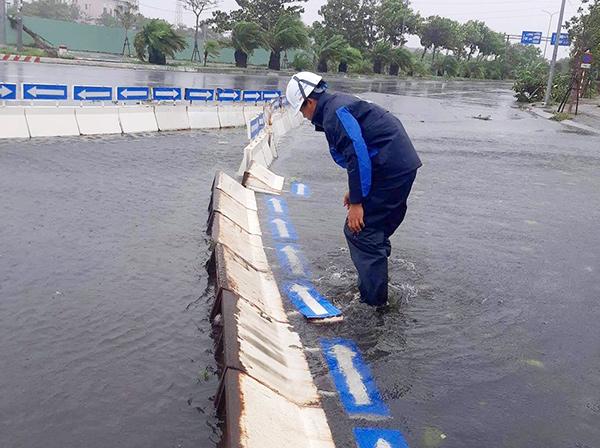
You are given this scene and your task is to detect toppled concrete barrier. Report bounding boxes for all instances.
[242,161,285,195]
[216,370,335,448]
[208,188,262,236]
[212,171,257,211]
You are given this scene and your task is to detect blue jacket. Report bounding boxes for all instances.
[312,91,422,204]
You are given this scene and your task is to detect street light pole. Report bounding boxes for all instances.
[543,0,567,106]
[542,9,558,59]
[0,0,6,46]
[16,0,23,52]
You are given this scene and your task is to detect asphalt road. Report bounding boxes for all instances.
[263,87,600,448]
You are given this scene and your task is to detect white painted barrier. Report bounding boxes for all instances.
[209,188,262,236]
[219,105,246,128]
[75,106,122,135]
[25,107,80,138]
[238,133,273,175]
[242,161,285,195]
[243,105,264,125]
[213,171,257,211]
[0,107,30,139]
[154,105,190,131]
[220,295,321,406]
[188,104,221,130]
[219,370,335,448]
[118,106,159,134]
[213,244,288,323]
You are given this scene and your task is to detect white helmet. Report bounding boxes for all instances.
[286,71,323,112]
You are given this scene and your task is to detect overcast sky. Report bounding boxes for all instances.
[139,0,584,58]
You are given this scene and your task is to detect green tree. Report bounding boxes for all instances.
[319,0,378,50]
[210,0,308,70]
[180,0,218,62]
[134,19,187,65]
[371,40,392,73]
[337,46,363,72]
[375,0,420,46]
[478,28,505,60]
[96,12,118,27]
[262,13,308,70]
[203,39,221,66]
[8,0,80,21]
[310,22,347,72]
[115,1,138,56]
[388,46,413,75]
[231,21,263,68]
[418,16,459,62]
[462,20,487,60]
[566,0,600,79]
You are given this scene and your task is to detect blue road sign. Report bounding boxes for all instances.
[22,83,68,100]
[117,86,150,101]
[321,338,390,417]
[521,31,542,45]
[354,428,409,448]
[551,33,571,46]
[73,85,113,101]
[242,90,262,102]
[262,90,282,101]
[0,83,17,100]
[153,87,182,101]
[185,88,214,101]
[285,282,342,319]
[216,88,241,102]
[248,114,264,140]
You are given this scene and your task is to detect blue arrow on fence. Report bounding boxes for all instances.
[73,85,113,101]
[185,88,214,101]
[117,86,150,101]
[262,90,282,101]
[0,83,17,100]
[242,90,262,102]
[216,88,241,102]
[22,83,68,100]
[153,87,182,101]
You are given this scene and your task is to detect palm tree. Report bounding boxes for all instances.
[388,47,413,76]
[312,32,347,73]
[262,13,308,71]
[231,21,263,68]
[203,40,220,66]
[134,19,187,65]
[337,46,363,73]
[371,41,392,74]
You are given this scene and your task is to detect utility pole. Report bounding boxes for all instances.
[16,0,23,51]
[400,0,409,46]
[0,0,7,46]
[543,0,567,106]
[542,10,559,60]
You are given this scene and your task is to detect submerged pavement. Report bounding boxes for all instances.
[261,86,600,447]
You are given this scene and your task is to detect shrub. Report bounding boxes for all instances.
[513,62,548,102]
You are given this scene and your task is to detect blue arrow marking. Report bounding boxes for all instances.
[22,83,68,100]
[321,338,390,417]
[73,85,113,101]
[276,244,311,278]
[185,88,214,101]
[264,195,288,216]
[117,86,150,101]
[291,182,310,198]
[0,83,17,100]
[285,282,341,319]
[269,216,298,242]
[242,90,262,102]
[354,428,410,448]
[217,88,241,102]
[262,90,282,100]
[153,87,182,101]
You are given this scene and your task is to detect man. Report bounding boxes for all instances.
[285,72,422,308]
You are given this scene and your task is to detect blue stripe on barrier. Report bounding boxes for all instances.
[321,338,390,418]
[285,281,342,319]
[354,428,409,448]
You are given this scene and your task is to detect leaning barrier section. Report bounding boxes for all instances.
[208,170,335,447]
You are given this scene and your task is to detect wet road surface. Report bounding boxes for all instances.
[262,88,600,447]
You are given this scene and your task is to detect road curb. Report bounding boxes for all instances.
[529,107,600,135]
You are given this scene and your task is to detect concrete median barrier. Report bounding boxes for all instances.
[211,213,269,272]
[211,244,288,323]
[243,105,264,125]
[0,107,30,139]
[118,106,159,134]
[242,161,284,195]
[25,107,80,138]
[216,370,335,448]
[208,188,262,236]
[154,105,191,131]
[218,292,320,406]
[212,171,257,211]
[237,133,273,176]
[219,105,246,129]
[188,104,221,130]
[75,106,122,135]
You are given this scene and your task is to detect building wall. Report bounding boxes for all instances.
[72,0,139,20]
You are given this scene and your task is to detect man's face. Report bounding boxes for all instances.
[300,98,318,121]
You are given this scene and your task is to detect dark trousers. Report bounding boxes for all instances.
[344,170,417,306]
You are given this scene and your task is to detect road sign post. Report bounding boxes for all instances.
[185,88,214,102]
[521,31,543,45]
[73,86,113,101]
[581,51,593,70]
[544,0,568,106]
[551,32,570,46]
[216,88,241,102]
[117,86,150,101]
[22,83,68,100]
